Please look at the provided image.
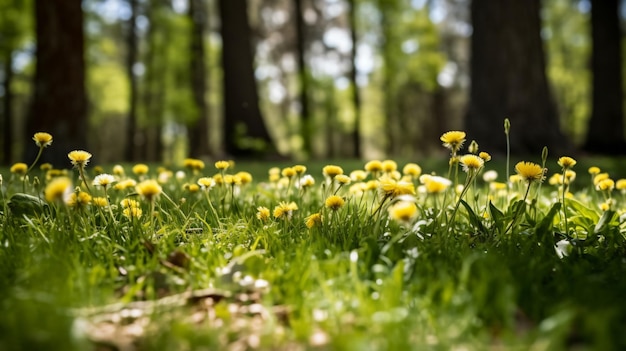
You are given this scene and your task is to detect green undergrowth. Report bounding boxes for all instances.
[1,143,626,350]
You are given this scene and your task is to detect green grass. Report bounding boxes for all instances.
[1,154,626,350]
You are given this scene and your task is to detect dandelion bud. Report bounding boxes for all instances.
[504,118,510,135]
[542,146,548,165]
[468,140,479,154]
[32,176,40,190]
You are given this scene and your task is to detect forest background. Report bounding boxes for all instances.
[0,0,624,167]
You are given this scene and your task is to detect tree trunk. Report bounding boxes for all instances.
[583,0,625,154]
[465,0,570,155]
[348,0,361,158]
[218,0,274,157]
[26,0,87,167]
[124,0,139,162]
[188,0,211,158]
[378,0,399,156]
[2,53,13,165]
[294,0,312,157]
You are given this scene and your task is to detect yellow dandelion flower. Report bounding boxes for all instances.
[440,131,466,154]
[564,170,576,184]
[489,182,507,191]
[236,171,253,185]
[215,160,230,170]
[293,165,307,175]
[273,201,298,220]
[112,165,125,177]
[335,174,351,185]
[39,163,52,171]
[123,207,142,219]
[381,160,397,173]
[67,191,91,207]
[113,179,137,191]
[402,163,422,178]
[132,163,149,176]
[379,177,416,198]
[120,199,140,208]
[186,184,200,193]
[349,182,367,195]
[616,179,626,191]
[365,180,379,191]
[460,154,484,173]
[350,170,367,182]
[549,173,562,186]
[593,173,609,186]
[44,177,72,203]
[256,206,271,221]
[68,150,92,168]
[479,152,491,162]
[136,180,162,202]
[213,173,224,185]
[389,201,418,222]
[183,158,205,172]
[557,156,577,169]
[325,195,345,211]
[282,167,296,178]
[91,197,108,207]
[514,162,545,183]
[596,178,615,192]
[269,167,280,177]
[10,163,28,176]
[421,175,451,194]
[305,213,323,228]
[198,177,216,190]
[364,160,383,174]
[588,166,601,175]
[323,165,344,179]
[33,132,53,148]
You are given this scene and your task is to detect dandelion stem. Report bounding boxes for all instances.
[504,181,532,235]
[26,146,44,175]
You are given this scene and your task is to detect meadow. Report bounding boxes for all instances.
[1,130,626,350]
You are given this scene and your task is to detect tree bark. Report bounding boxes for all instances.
[2,53,13,165]
[124,0,139,162]
[188,0,211,158]
[465,0,570,155]
[348,0,361,158]
[218,0,274,157]
[583,0,625,154]
[26,0,87,167]
[294,0,312,157]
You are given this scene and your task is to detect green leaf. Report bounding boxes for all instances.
[460,199,486,235]
[567,199,599,223]
[536,202,561,234]
[594,210,616,235]
[7,193,48,218]
[489,201,505,233]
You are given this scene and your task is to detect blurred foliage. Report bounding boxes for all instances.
[0,0,623,162]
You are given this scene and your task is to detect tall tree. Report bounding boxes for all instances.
[465,0,570,155]
[124,0,140,162]
[218,0,274,157]
[187,0,211,158]
[0,0,30,165]
[25,0,87,167]
[377,0,401,155]
[583,0,625,154]
[294,0,312,157]
[348,0,361,158]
